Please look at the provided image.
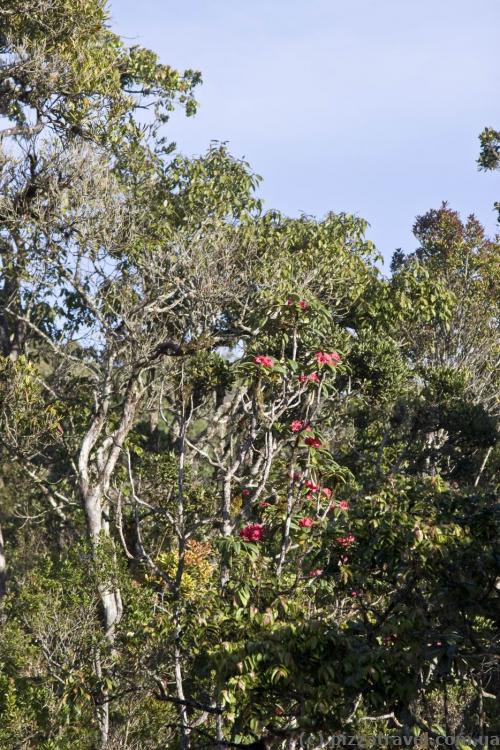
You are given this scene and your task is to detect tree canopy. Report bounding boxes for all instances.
[0,2,499,749]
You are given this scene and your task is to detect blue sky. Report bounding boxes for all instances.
[110,0,500,265]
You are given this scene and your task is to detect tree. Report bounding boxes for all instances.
[478,127,500,222]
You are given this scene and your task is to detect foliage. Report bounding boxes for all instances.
[0,3,498,749]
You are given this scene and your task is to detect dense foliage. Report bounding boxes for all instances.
[0,2,499,748]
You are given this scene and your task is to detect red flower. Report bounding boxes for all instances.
[336,534,355,548]
[254,355,275,368]
[315,351,342,367]
[259,501,271,508]
[242,488,252,497]
[308,568,323,578]
[287,298,309,310]
[322,488,332,499]
[299,516,314,528]
[338,500,349,511]
[350,591,361,598]
[340,555,349,564]
[290,419,309,433]
[298,371,320,384]
[239,523,264,542]
[305,480,320,492]
[304,436,322,449]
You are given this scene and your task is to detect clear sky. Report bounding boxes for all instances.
[109,0,500,265]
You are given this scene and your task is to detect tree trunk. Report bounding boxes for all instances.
[78,376,142,747]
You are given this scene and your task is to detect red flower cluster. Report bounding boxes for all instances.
[308,568,323,578]
[322,488,332,499]
[242,488,252,497]
[259,501,271,508]
[299,516,314,528]
[298,372,320,384]
[287,298,309,310]
[254,355,274,368]
[338,500,349,511]
[304,436,322,449]
[336,534,355,547]
[239,523,264,542]
[305,479,320,492]
[315,351,342,366]
[290,420,310,433]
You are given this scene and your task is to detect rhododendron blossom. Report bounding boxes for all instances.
[242,488,252,497]
[308,568,323,578]
[304,436,322,449]
[322,488,332,499]
[336,534,355,547]
[287,298,309,310]
[315,351,342,366]
[338,500,349,510]
[290,420,309,433]
[298,372,320,384]
[299,516,314,528]
[305,480,320,492]
[259,501,271,508]
[239,523,264,542]
[253,355,275,368]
